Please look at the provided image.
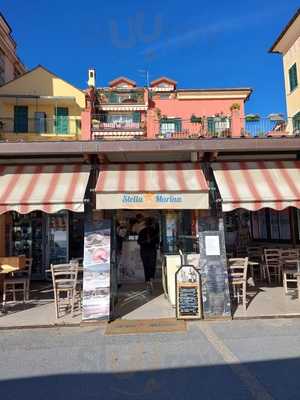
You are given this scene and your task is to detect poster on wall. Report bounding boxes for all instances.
[82,219,111,320]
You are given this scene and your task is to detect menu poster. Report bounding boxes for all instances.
[198,230,231,318]
[176,265,202,320]
[82,219,111,321]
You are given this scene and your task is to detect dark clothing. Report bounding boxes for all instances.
[138,226,159,282]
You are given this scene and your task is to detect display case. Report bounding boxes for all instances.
[9,211,44,278]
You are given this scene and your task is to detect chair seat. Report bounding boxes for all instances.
[55,283,75,290]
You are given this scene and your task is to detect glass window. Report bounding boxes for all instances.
[270,209,291,240]
[289,63,298,92]
[251,210,267,240]
[160,118,182,135]
[0,49,5,85]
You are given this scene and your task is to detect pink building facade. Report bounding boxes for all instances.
[82,76,252,140]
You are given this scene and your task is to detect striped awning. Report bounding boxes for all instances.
[0,164,90,214]
[212,161,300,211]
[96,163,209,210]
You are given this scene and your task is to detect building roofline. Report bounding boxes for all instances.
[109,76,137,87]
[269,8,300,53]
[0,64,85,95]
[177,88,253,101]
[150,77,177,86]
[0,12,12,34]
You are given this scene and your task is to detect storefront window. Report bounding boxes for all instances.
[251,209,291,241]
[270,209,291,240]
[251,210,267,240]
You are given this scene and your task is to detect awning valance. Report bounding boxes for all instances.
[95,163,209,210]
[212,161,300,211]
[0,164,90,214]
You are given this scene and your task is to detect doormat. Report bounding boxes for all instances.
[105,318,186,335]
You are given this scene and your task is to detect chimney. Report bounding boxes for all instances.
[88,68,96,87]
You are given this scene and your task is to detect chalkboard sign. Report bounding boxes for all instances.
[198,229,231,319]
[176,265,202,320]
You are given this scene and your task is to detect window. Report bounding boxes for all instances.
[0,50,5,85]
[207,116,231,136]
[107,114,133,123]
[292,112,300,133]
[251,209,291,241]
[251,210,268,240]
[159,93,170,99]
[289,63,298,92]
[160,118,182,136]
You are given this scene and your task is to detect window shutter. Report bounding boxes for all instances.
[207,117,215,134]
[289,64,298,92]
[132,112,141,123]
[175,118,182,132]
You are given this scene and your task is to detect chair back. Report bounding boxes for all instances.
[247,246,263,262]
[51,263,78,290]
[24,258,33,278]
[264,249,281,266]
[228,257,248,282]
[280,249,299,268]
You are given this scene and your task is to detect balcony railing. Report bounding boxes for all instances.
[157,117,232,139]
[240,115,297,137]
[97,90,145,105]
[92,120,145,131]
[0,117,81,135]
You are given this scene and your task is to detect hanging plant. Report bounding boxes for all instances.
[190,114,202,123]
[245,114,260,122]
[230,103,241,111]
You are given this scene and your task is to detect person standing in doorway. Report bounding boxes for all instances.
[137,217,159,292]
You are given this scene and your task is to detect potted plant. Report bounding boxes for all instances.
[190,114,202,123]
[230,103,240,111]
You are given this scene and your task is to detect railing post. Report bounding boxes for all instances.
[231,109,242,137]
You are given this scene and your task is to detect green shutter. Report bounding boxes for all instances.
[174,118,182,132]
[207,117,215,134]
[14,106,28,133]
[132,112,141,123]
[289,63,298,92]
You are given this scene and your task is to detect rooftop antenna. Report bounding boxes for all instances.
[138,69,150,87]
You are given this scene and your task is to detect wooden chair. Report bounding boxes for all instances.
[2,257,33,305]
[264,249,282,284]
[281,249,299,294]
[228,257,249,311]
[247,246,266,282]
[51,263,78,319]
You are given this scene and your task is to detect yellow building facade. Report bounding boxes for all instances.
[0,65,86,141]
[270,9,300,134]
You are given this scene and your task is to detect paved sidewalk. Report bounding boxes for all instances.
[1,319,300,399]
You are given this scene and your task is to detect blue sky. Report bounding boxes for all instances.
[2,0,299,116]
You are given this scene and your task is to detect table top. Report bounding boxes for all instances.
[0,266,19,275]
[248,261,259,266]
[0,256,26,275]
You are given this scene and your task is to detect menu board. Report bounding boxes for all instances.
[176,265,202,320]
[82,219,111,321]
[198,229,231,318]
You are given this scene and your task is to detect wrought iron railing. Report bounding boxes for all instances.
[0,117,81,135]
[97,90,145,105]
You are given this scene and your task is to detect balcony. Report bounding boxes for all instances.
[96,89,147,111]
[0,116,81,139]
[156,117,232,139]
[92,118,146,140]
[240,115,295,137]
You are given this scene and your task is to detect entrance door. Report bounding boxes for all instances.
[55,107,69,134]
[14,105,28,133]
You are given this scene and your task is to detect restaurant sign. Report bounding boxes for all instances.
[96,192,209,210]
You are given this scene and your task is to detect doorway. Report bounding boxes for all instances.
[111,210,174,320]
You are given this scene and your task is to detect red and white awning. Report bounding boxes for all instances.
[212,161,300,211]
[96,163,209,209]
[0,164,90,214]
